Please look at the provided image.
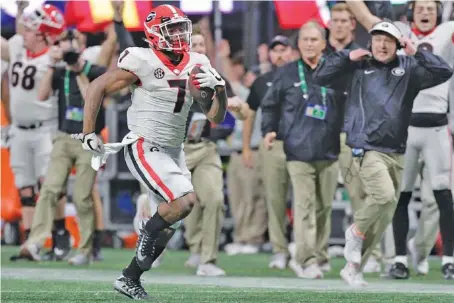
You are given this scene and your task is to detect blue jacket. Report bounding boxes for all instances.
[313,50,453,154]
[261,60,344,162]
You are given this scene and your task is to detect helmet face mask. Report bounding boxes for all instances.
[144,5,192,54]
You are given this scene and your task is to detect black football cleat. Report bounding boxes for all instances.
[388,262,410,279]
[114,275,150,300]
[442,263,454,280]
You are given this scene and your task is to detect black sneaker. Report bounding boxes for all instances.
[113,275,150,300]
[442,263,454,280]
[389,262,410,279]
[54,229,71,261]
[135,229,158,271]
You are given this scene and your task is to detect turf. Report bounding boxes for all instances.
[1,246,450,282]
[2,246,453,302]
[2,279,453,303]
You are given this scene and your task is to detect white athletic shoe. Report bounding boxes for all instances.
[241,244,259,254]
[319,262,331,273]
[185,253,201,268]
[68,253,91,266]
[407,237,429,275]
[19,244,41,261]
[289,259,305,278]
[344,225,363,265]
[363,256,381,273]
[289,260,323,279]
[196,263,226,276]
[302,263,324,279]
[268,253,288,270]
[340,263,368,287]
[224,243,243,256]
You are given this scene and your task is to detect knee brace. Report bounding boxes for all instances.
[19,186,36,207]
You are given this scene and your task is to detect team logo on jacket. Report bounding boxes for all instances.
[392,67,405,77]
[154,68,165,79]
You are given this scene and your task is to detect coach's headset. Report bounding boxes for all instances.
[406,0,443,25]
[367,21,404,52]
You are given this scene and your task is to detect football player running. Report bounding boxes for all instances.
[72,5,228,299]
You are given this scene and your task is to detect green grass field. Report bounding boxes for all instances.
[1,246,453,302]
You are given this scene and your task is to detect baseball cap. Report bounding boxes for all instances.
[269,35,289,49]
[369,21,402,41]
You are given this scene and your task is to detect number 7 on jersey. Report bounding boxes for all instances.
[168,80,187,113]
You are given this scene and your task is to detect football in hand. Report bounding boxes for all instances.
[188,65,215,106]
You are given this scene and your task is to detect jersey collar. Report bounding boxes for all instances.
[26,47,49,59]
[411,26,436,38]
[152,48,189,76]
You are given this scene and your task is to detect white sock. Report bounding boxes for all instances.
[394,255,408,267]
[442,256,454,266]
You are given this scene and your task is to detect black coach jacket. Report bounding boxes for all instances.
[313,50,453,154]
[261,60,344,162]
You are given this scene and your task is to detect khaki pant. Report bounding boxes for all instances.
[183,141,224,264]
[259,140,290,255]
[26,132,96,255]
[354,151,404,268]
[287,160,339,267]
[338,133,382,261]
[227,151,267,244]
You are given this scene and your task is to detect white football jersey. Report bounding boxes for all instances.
[7,35,58,125]
[395,21,454,114]
[118,47,212,148]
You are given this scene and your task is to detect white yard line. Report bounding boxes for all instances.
[2,267,454,295]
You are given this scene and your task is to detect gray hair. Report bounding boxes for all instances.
[299,20,327,41]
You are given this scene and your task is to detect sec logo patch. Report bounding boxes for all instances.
[154,68,165,79]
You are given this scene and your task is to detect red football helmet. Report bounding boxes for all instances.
[144,5,192,53]
[20,4,66,42]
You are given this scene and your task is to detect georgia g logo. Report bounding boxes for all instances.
[146,12,156,22]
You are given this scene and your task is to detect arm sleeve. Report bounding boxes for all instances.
[261,74,282,135]
[86,63,107,81]
[246,79,261,111]
[412,51,454,90]
[114,20,136,52]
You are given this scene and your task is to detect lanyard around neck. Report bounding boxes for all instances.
[64,62,91,107]
[297,59,326,107]
[64,69,71,107]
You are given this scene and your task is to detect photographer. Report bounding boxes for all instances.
[19,29,107,265]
